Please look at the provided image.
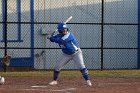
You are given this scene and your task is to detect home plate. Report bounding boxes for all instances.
[31,86,48,88]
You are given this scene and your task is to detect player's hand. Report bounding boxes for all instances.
[47,36,55,43]
[49,37,55,42]
[47,33,53,39]
[47,37,50,39]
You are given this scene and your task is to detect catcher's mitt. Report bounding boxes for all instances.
[1,55,11,66]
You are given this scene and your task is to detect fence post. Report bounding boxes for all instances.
[3,0,8,72]
[101,0,104,70]
[138,0,140,69]
[30,0,34,68]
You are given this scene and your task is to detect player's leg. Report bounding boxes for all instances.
[54,53,72,72]
[49,53,72,85]
[49,70,59,85]
[73,49,92,86]
[80,68,92,86]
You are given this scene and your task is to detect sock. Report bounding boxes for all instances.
[53,70,60,81]
[80,68,90,80]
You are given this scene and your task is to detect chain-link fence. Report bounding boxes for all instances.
[0,0,139,71]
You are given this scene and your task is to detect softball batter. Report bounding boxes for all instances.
[48,22,92,86]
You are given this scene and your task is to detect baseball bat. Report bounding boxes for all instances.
[64,16,73,24]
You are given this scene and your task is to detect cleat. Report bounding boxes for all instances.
[86,80,92,86]
[49,81,58,85]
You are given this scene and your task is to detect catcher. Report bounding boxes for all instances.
[47,22,92,86]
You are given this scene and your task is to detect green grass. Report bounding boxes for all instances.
[0,71,52,77]
[92,70,140,78]
[0,70,140,78]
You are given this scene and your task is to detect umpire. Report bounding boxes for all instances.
[47,22,92,86]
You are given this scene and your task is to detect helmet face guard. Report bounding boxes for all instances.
[57,23,68,33]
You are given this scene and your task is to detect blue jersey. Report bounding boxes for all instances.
[49,32,79,55]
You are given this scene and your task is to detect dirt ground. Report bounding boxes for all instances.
[0,76,140,93]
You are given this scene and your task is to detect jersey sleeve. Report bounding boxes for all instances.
[49,34,65,44]
[61,32,74,42]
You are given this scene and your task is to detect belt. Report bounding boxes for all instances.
[74,49,79,53]
[71,48,79,54]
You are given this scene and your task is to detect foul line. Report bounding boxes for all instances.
[50,88,77,92]
[31,86,48,88]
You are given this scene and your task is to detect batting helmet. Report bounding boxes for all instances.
[57,22,68,33]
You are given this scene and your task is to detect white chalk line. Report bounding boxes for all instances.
[31,85,48,88]
[49,88,77,92]
[19,87,77,92]
[20,89,43,91]
[0,88,46,91]
[0,85,77,92]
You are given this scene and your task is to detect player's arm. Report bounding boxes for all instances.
[49,34,65,44]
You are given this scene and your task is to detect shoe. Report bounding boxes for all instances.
[86,80,92,86]
[49,80,58,85]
